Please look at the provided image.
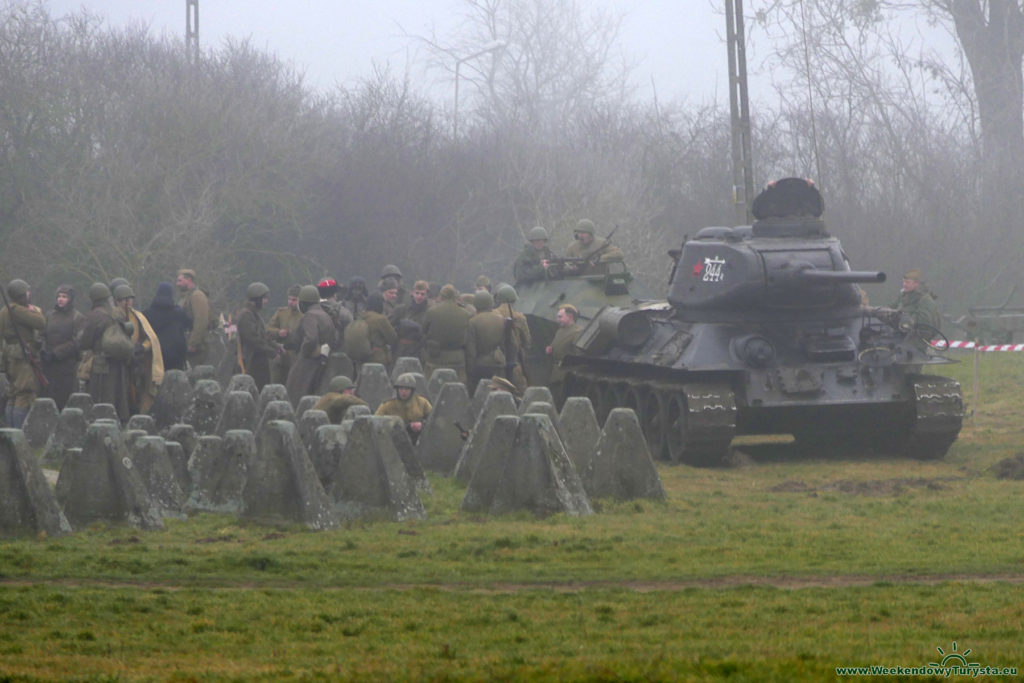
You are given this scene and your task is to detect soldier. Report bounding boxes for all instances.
[176,268,211,367]
[285,285,336,406]
[343,276,369,318]
[465,291,507,390]
[389,280,432,360]
[234,282,281,391]
[0,279,46,428]
[377,264,408,307]
[891,268,942,333]
[143,282,191,372]
[379,276,401,319]
[79,282,131,422]
[422,284,472,383]
[563,219,624,275]
[114,284,164,416]
[546,304,583,404]
[312,375,367,424]
[513,226,555,285]
[376,372,432,443]
[475,275,492,293]
[360,292,398,370]
[41,284,85,411]
[267,285,302,385]
[458,292,477,316]
[494,283,531,393]
[318,277,353,349]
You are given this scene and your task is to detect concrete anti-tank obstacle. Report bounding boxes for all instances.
[316,352,355,396]
[391,356,425,383]
[187,431,252,514]
[382,416,431,495]
[426,368,460,403]
[488,414,592,518]
[131,436,188,518]
[166,424,197,466]
[0,374,9,425]
[469,378,493,420]
[256,400,296,439]
[23,398,59,449]
[453,390,518,484]
[164,440,190,495]
[123,429,148,451]
[257,384,289,416]
[90,403,119,423]
[522,401,562,439]
[518,386,555,415]
[330,416,426,522]
[558,397,601,474]
[416,381,474,475]
[295,395,321,421]
[0,429,71,538]
[187,364,217,385]
[344,405,372,421]
[126,414,157,435]
[581,408,666,502]
[151,370,191,430]
[53,447,79,505]
[241,420,338,530]
[215,391,259,436]
[355,363,393,412]
[66,393,94,421]
[299,409,329,453]
[184,379,224,436]
[40,408,88,470]
[226,374,259,404]
[460,415,520,513]
[306,424,349,490]
[56,421,163,530]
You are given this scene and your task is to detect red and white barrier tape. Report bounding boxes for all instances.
[931,340,1024,352]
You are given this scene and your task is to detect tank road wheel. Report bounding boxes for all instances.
[592,380,617,424]
[623,384,666,460]
[661,390,688,464]
[659,384,738,466]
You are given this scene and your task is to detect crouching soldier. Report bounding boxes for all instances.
[313,375,368,424]
[375,373,432,443]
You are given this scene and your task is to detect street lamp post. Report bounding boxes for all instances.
[453,40,506,138]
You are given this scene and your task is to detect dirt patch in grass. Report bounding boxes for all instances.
[769,477,961,496]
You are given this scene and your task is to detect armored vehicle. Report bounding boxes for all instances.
[560,178,964,465]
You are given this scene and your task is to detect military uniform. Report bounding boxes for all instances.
[892,287,942,333]
[235,300,278,391]
[360,310,398,369]
[465,308,506,390]
[80,295,131,422]
[497,302,531,393]
[514,244,554,285]
[266,304,302,385]
[119,304,164,415]
[422,290,471,383]
[321,298,353,350]
[375,393,432,442]
[42,286,85,410]
[0,290,46,425]
[313,392,368,424]
[548,320,582,403]
[564,236,624,275]
[285,301,336,406]
[179,286,211,366]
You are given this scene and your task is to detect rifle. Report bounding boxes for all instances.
[554,225,620,275]
[0,283,48,389]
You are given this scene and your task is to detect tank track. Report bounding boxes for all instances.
[565,370,736,465]
[895,375,964,460]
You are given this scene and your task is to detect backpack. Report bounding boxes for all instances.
[343,318,372,361]
[101,321,134,361]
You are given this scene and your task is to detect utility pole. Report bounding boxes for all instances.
[725,0,754,225]
[186,0,199,64]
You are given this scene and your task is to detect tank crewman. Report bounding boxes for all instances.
[377,265,408,308]
[890,268,942,333]
[79,282,131,422]
[0,279,47,428]
[285,285,336,406]
[389,280,432,360]
[562,219,624,275]
[465,291,507,390]
[312,375,368,424]
[546,304,583,404]
[234,282,282,392]
[114,284,164,415]
[176,268,211,367]
[267,285,303,385]
[41,284,85,411]
[422,284,472,383]
[318,277,353,350]
[513,226,555,285]
[343,276,369,318]
[376,372,432,443]
[494,283,531,393]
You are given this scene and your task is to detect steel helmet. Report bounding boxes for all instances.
[494,283,518,304]
[6,279,29,300]
[246,282,270,299]
[113,284,135,301]
[380,264,403,279]
[88,282,111,303]
[329,375,355,392]
[527,226,549,241]
[575,219,596,235]
[393,373,418,390]
[298,285,320,304]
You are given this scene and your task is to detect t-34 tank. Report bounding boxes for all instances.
[560,178,964,465]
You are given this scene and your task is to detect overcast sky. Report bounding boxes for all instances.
[45,0,740,106]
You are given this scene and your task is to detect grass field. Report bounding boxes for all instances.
[2,352,1023,681]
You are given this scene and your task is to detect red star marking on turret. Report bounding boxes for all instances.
[692,262,703,277]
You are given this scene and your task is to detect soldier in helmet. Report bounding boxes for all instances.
[285,285,336,406]
[318,277,353,349]
[312,375,367,424]
[494,283,531,393]
[114,283,164,415]
[0,279,46,427]
[514,226,555,285]
[266,285,302,385]
[563,219,624,275]
[389,280,432,360]
[377,264,408,308]
[422,284,472,383]
[79,282,131,421]
[343,276,369,318]
[376,372,432,442]
[176,268,211,367]
[234,282,282,391]
[41,284,85,411]
[465,290,507,389]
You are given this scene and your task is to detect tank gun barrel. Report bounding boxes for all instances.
[793,268,886,284]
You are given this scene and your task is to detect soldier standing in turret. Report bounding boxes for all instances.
[890,269,942,333]
[563,219,624,275]
[514,226,555,285]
